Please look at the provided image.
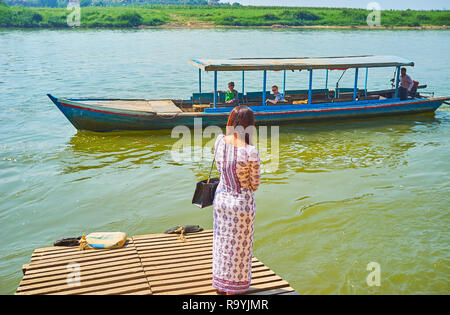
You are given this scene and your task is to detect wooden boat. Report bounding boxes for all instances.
[48,55,449,132]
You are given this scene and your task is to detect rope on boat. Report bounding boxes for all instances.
[174,227,187,243]
[78,235,89,251]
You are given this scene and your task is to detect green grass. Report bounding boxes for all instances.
[0,4,449,28]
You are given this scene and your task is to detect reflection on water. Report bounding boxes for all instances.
[61,131,172,175]
[276,114,440,174]
[0,29,449,295]
[60,114,442,180]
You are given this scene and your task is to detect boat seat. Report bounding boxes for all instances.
[246,91,271,99]
[285,89,329,95]
[192,93,215,104]
[337,88,355,93]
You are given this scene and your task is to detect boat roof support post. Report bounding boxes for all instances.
[325,69,329,89]
[365,68,368,97]
[263,70,267,106]
[242,71,245,95]
[199,69,202,93]
[353,68,359,101]
[214,71,218,108]
[308,70,313,105]
[283,70,286,96]
[394,66,401,99]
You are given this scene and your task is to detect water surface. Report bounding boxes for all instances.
[0,29,449,294]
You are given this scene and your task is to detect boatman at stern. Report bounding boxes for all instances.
[266,85,285,105]
[399,68,413,101]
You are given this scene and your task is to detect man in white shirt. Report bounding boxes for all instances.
[399,68,413,101]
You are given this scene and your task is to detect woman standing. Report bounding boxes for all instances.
[212,106,261,295]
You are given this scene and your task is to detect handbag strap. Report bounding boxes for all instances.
[207,134,224,183]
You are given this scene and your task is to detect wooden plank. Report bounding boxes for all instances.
[29,243,137,265]
[278,291,301,295]
[151,269,277,294]
[134,243,212,255]
[133,230,212,240]
[156,276,288,295]
[86,100,155,113]
[23,257,141,279]
[146,261,265,277]
[32,239,134,255]
[150,266,274,288]
[147,100,182,114]
[142,256,259,272]
[140,252,213,266]
[17,231,298,295]
[28,250,138,270]
[133,230,213,244]
[51,278,151,295]
[17,266,145,293]
[248,287,296,295]
[18,271,149,295]
[30,247,136,265]
[20,262,144,286]
[133,238,213,251]
[133,233,213,245]
[147,265,271,284]
[138,246,212,260]
[31,242,134,258]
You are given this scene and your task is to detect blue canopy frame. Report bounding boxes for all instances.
[191,56,414,108]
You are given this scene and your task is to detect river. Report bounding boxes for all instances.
[0,28,449,294]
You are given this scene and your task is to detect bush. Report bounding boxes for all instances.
[261,14,279,21]
[118,11,143,27]
[293,11,320,21]
[142,17,165,26]
[47,14,66,27]
[0,5,12,26]
[8,7,43,27]
[417,14,431,21]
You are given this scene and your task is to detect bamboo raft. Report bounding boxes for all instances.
[16,230,298,295]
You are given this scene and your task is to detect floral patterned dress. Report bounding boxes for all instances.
[212,135,261,294]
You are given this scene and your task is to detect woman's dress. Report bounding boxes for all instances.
[212,135,261,294]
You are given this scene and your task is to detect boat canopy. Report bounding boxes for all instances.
[190,55,414,72]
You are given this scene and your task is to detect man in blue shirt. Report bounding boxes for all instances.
[266,85,285,105]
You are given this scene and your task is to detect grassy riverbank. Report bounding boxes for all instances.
[0,4,449,28]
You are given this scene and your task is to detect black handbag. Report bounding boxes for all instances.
[192,143,220,208]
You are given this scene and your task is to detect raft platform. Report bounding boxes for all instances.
[16,230,298,295]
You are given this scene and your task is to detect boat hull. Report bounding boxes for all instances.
[48,94,448,132]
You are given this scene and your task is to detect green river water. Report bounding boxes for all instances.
[0,28,449,295]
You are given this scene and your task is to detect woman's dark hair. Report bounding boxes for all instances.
[226,106,255,145]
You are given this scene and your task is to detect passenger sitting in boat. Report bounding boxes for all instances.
[221,82,239,105]
[266,85,285,105]
[399,68,413,101]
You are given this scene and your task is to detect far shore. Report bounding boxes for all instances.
[1,5,448,30]
[2,24,448,30]
[145,23,449,30]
